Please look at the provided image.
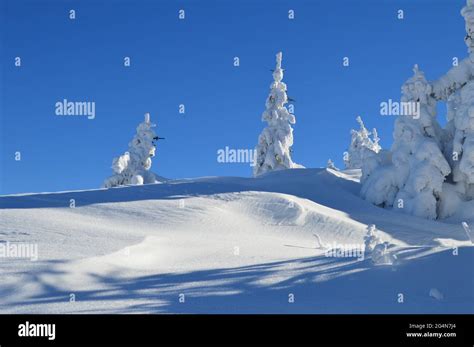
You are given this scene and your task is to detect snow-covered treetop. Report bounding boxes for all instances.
[263,51,293,124]
[345,116,381,169]
[462,0,474,54]
[356,116,369,138]
[353,116,380,153]
[273,51,284,82]
[327,159,337,170]
[401,64,431,103]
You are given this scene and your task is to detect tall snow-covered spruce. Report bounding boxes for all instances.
[103,113,164,188]
[254,52,302,177]
[361,0,474,220]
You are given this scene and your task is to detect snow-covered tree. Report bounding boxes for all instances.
[362,66,451,219]
[361,0,474,220]
[344,116,381,169]
[446,77,474,199]
[364,224,382,254]
[363,224,396,265]
[392,65,451,219]
[103,113,164,188]
[327,159,337,170]
[254,52,302,176]
[371,242,397,265]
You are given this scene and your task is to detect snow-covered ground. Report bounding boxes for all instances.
[0,168,473,313]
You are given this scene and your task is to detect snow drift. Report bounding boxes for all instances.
[0,168,472,313]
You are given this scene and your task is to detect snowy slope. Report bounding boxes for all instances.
[0,169,473,313]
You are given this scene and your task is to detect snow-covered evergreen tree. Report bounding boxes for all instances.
[254,52,301,176]
[362,66,450,219]
[327,159,337,170]
[344,116,381,169]
[361,0,474,220]
[363,224,396,265]
[364,224,382,254]
[428,0,474,217]
[392,65,451,219]
[103,113,164,188]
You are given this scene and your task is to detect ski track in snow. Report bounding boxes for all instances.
[0,168,473,313]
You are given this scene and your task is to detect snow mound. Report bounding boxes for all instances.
[0,169,473,313]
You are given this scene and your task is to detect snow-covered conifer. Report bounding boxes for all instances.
[363,225,396,264]
[392,65,451,219]
[344,116,381,169]
[364,224,382,254]
[103,113,164,188]
[254,52,301,176]
[327,159,337,170]
[362,65,451,219]
[371,242,397,265]
[361,1,474,219]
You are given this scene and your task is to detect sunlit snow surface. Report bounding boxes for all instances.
[0,169,473,313]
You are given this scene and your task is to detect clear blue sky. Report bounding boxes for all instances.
[0,0,468,194]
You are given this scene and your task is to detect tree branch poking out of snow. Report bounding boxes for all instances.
[462,222,474,243]
[313,233,327,249]
[254,52,302,177]
[103,113,163,188]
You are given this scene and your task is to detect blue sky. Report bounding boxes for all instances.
[0,0,468,194]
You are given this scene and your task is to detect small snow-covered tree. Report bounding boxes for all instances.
[254,52,301,176]
[364,224,382,254]
[103,113,163,188]
[344,116,381,169]
[363,224,396,265]
[327,159,337,170]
